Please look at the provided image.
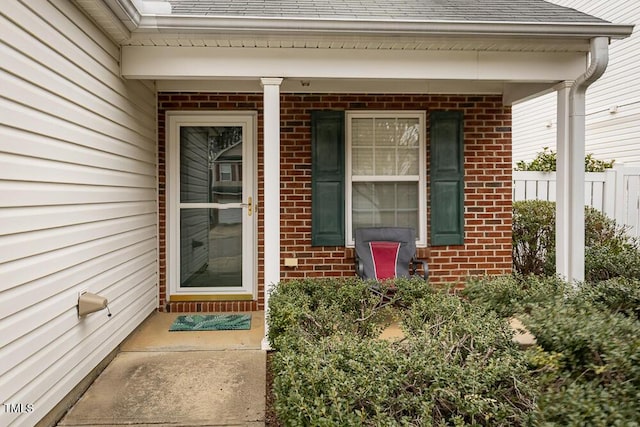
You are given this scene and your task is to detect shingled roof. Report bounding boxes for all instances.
[167,0,607,23]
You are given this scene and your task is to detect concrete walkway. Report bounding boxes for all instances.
[57,312,266,427]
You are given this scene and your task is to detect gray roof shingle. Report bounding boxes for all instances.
[167,0,607,23]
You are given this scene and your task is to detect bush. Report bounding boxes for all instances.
[524,301,640,425]
[512,200,556,276]
[269,278,538,426]
[512,200,640,280]
[534,378,640,427]
[460,275,640,425]
[462,274,567,317]
[269,277,640,426]
[515,147,614,172]
[575,278,640,319]
[267,277,397,351]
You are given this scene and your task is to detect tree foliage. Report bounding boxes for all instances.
[515,147,614,172]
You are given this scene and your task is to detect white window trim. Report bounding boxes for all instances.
[345,110,427,247]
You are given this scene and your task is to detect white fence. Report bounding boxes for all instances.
[513,166,640,239]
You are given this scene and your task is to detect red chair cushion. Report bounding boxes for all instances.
[369,241,401,280]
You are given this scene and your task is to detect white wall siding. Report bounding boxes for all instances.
[513,0,640,166]
[0,1,157,426]
[512,91,557,164]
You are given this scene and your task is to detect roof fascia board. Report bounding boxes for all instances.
[74,0,132,42]
[121,45,586,80]
[136,15,634,40]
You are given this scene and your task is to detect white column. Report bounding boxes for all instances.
[260,77,283,350]
[560,37,609,285]
[555,81,572,280]
[566,89,587,284]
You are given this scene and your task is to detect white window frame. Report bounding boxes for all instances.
[345,111,427,247]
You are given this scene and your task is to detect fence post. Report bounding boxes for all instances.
[613,164,625,226]
[603,167,617,218]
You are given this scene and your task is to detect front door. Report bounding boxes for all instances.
[167,112,256,299]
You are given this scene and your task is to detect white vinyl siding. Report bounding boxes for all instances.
[0,1,157,426]
[513,0,640,166]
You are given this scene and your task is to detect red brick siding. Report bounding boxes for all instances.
[157,93,512,312]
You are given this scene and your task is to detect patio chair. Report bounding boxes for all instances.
[355,227,428,281]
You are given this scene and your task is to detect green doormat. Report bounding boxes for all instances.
[169,314,251,331]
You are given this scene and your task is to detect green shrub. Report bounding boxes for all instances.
[272,334,401,426]
[585,242,640,282]
[512,200,556,276]
[522,299,640,425]
[269,278,537,426]
[515,147,614,172]
[512,200,640,280]
[534,378,640,427]
[466,275,640,425]
[462,274,567,317]
[267,277,390,351]
[267,277,433,351]
[524,303,640,383]
[269,277,640,426]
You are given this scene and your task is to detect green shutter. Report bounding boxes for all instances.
[430,111,464,246]
[311,111,345,246]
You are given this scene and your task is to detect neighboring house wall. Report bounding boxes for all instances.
[158,93,513,312]
[0,1,157,426]
[513,0,640,166]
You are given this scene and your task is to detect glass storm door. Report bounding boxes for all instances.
[168,113,256,297]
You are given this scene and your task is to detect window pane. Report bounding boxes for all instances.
[398,147,419,175]
[397,118,420,147]
[352,182,419,234]
[375,118,397,147]
[352,148,374,175]
[180,208,242,287]
[374,148,397,175]
[352,118,374,147]
[180,126,242,203]
[351,117,420,177]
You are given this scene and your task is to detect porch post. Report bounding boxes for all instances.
[555,81,572,280]
[564,37,609,284]
[260,77,283,350]
[566,85,587,284]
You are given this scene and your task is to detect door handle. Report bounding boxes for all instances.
[240,196,253,216]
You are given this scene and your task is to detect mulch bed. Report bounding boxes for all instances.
[265,351,281,426]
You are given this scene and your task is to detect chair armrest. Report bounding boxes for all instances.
[410,258,429,280]
[355,257,364,278]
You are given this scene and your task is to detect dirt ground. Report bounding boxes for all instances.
[265,352,281,426]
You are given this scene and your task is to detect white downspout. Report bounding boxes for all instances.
[561,36,609,284]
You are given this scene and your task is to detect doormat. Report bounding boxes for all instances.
[169,314,251,331]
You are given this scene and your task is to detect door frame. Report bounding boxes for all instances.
[166,111,257,300]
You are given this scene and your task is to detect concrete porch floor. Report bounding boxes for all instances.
[57,311,266,427]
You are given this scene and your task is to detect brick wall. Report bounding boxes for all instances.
[158,93,512,312]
